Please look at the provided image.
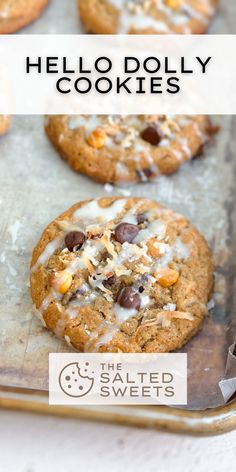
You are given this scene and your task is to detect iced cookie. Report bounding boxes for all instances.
[78,0,218,35]
[46,115,211,184]
[0,115,11,135]
[30,197,214,353]
[0,0,49,34]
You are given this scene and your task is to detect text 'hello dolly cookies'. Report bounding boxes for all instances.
[30,197,214,353]
[0,115,11,135]
[78,0,218,35]
[46,115,212,184]
[0,0,49,34]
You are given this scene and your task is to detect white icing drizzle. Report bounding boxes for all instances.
[182,3,209,24]
[163,303,176,311]
[34,289,63,330]
[116,162,129,178]
[178,136,191,159]
[192,121,206,143]
[172,148,183,161]
[121,201,144,224]
[84,321,119,352]
[153,236,190,269]
[94,325,119,350]
[31,234,64,273]
[54,316,67,337]
[66,114,206,180]
[140,293,151,308]
[32,198,127,275]
[134,219,167,243]
[101,240,150,277]
[107,0,213,34]
[73,199,126,223]
[66,256,86,273]
[68,115,101,134]
[114,303,138,323]
[68,292,97,310]
[118,8,170,34]
[86,291,150,351]
[33,198,193,350]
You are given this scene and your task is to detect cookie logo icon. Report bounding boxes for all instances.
[59,362,94,397]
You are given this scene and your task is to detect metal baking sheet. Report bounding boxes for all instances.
[0,0,236,414]
[0,114,235,410]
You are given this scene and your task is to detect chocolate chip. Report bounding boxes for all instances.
[117,287,141,310]
[136,168,154,181]
[103,275,116,289]
[141,124,162,146]
[143,168,153,178]
[138,286,144,293]
[65,231,86,251]
[114,223,139,244]
[137,213,148,225]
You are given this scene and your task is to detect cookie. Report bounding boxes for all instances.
[78,0,218,35]
[30,197,214,353]
[0,0,49,34]
[0,115,11,135]
[46,115,211,184]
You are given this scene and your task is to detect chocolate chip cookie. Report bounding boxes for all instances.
[78,0,218,35]
[0,0,49,34]
[46,115,212,184]
[30,197,214,353]
[0,115,11,135]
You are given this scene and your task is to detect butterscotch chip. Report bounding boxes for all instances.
[147,238,163,259]
[78,0,218,35]
[0,0,49,34]
[30,197,214,353]
[50,270,73,294]
[165,0,183,10]
[87,128,107,149]
[45,115,213,184]
[0,115,11,136]
[154,267,179,287]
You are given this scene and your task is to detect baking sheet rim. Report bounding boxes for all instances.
[0,385,235,436]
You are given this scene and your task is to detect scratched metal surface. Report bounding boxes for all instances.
[0,114,235,410]
[0,0,236,411]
